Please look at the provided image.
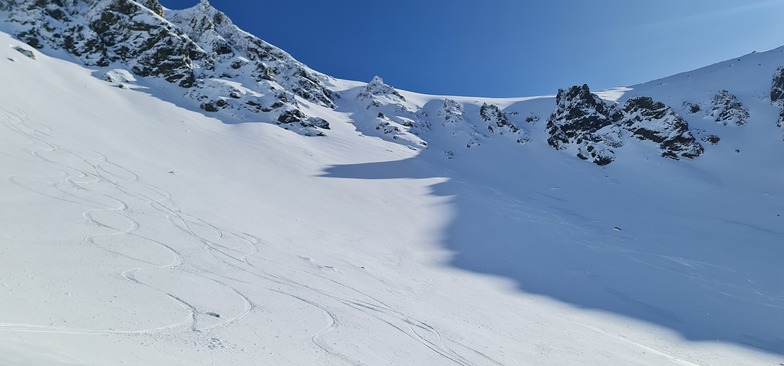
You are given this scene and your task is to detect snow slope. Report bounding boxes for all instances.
[1,6,783,366]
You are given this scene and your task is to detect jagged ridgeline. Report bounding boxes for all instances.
[2,0,783,163]
[1,0,337,135]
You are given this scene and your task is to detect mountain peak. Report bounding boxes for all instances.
[357,76,405,102]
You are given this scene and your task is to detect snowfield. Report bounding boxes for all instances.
[1,25,783,366]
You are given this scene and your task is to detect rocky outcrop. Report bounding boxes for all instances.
[439,99,466,125]
[348,77,427,146]
[772,67,784,103]
[682,102,701,114]
[546,85,624,165]
[8,0,201,87]
[772,67,784,128]
[13,46,36,59]
[428,100,529,149]
[479,103,528,143]
[622,97,704,159]
[547,85,703,164]
[2,0,335,136]
[480,103,513,131]
[707,90,750,126]
[357,76,405,103]
[438,99,483,148]
[702,135,720,145]
[166,1,337,109]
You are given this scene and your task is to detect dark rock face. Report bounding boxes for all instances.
[779,109,784,129]
[683,102,701,114]
[200,99,228,112]
[707,90,750,126]
[772,67,784,128]
[622,97,704,159]
[7,0,201,87]
[480,103,518,133]
[702,135,721,145]
[276,110,328,135]
[772,67,784,103]
[547,85,703,164]
[546,85,624,165]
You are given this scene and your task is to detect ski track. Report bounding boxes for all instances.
[579,324,704,366]
[0,108,509,365]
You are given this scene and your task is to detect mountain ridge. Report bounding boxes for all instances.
[2,0,783,164]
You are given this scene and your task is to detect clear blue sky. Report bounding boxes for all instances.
[159,0,784,97]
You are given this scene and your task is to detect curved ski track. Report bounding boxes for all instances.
[0,108,508,366]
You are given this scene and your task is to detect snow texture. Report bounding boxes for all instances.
[0,2,783,366]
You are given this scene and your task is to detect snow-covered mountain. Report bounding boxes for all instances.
[1,1,783,365]
[3,0,783,161]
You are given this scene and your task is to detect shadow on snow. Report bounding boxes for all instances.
[321,148,784,356]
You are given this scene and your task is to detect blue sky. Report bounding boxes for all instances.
[159,0,784,97]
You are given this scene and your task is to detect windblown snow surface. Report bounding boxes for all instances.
[1,31,783,365]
